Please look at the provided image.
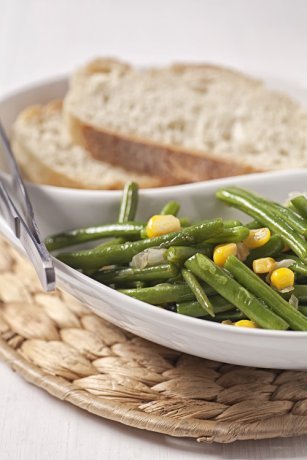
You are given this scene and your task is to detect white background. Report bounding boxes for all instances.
[1,0,307,458]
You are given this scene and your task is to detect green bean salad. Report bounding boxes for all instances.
[46,183,307,331]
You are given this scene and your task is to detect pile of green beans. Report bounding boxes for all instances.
[216,187,307,261]
[47,182,307,331]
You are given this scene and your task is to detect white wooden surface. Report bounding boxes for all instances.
[1,0,307,458]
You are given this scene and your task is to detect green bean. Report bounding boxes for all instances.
[167,274,184,284]
[160,200,180,216]
[248,194,307,237]
[246,220,262,229]
[185,254,288,330]
[46,223,144,252]
[57,219,224,270]
[292,261,307,277]
[237,190,307,235]
[119,283,196,304]
[119,280,218,304]
[245,235,284,266]
[286,202,296,211]
[291,196,307,220]
[93,237,126,250]
[176,301,209,317]
[115,281,147,289]
[140,228,148,239]
[176,296,235,318]
[194,219,241,228]
[210,311,246,322]
[93,263,179,284]
[81,239,124,275]
[80,238,125,274]
[164,245,213,264]
[179,217,191,227]
[284,285,307,303]
[299,306,307,316]
[222,219,242,228]
[118,182,139,223]
[206,226,249,244]
[276,253,297,261]
[216,187,307,262]
[224,255,307,331]
[182,268,214,317]
[273,203,307,236]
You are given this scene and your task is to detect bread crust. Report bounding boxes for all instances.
[13,100,167,189]
[68,112,262,183]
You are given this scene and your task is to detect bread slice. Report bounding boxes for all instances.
[12,100,165,189]
[64,58,307,182]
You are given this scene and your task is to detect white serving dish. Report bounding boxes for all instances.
[1,77,307,370]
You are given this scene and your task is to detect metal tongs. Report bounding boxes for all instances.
[0,121,55,291]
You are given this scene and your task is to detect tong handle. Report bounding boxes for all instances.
[0,122,40,240]
[0,182,20,236]
[0,121,56,291]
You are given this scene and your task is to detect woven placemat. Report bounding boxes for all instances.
[1,237,307,443]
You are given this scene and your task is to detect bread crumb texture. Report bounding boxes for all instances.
[66,59,307,170]
[13,101,163,189]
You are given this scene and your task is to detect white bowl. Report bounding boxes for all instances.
[1,77,307,369]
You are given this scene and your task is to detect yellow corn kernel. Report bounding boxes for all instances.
[244,228,271,249]
[234,320,258,328]
[146,215,181,238]
[213,243,237,266]
[270,267,295,291]
[252,257,276,274]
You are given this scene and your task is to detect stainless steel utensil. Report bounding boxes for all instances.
[0,121,55,291]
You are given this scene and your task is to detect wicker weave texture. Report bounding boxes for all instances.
[1,237,307,443]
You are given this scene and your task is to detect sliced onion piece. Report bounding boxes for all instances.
[279,286,295,294]
[289,294,299,309]
[130,248,167,269]
[274,259,295,270]
[236,242,250,262]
